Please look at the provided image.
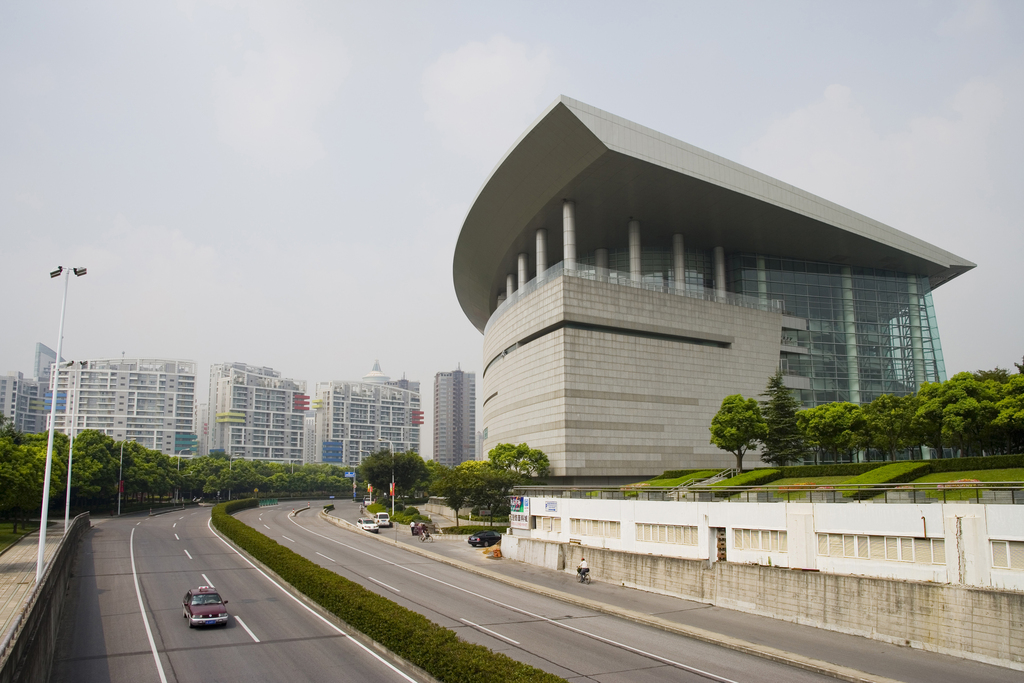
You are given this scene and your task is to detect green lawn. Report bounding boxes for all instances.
[0,521,39,554]
[761,476,854,500]
[641,470,723,487]
[911,468,1024,484]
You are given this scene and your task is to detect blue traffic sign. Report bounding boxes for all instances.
[344,471,356,477]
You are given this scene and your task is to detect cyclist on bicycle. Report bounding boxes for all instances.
[577,557,589,580]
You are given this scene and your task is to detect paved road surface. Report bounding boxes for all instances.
[50,508,420,683]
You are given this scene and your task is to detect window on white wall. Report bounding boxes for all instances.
[636,524,698,546]
[570,518,620,539]
[733,528,787,552]
[818,534,944,565]
[992,540,1024,570]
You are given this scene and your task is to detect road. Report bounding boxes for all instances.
[246,502,838,682]
[51,501,1020,683]
[50,507,420,683]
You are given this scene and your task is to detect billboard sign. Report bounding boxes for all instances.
[509,496,530,529]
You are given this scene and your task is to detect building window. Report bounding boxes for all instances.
[817,534,944,565]
[636,523,698,546]
[534,516,561,532]
[570,518,620,539]
[734,528,787,552]
[991,541,1024,570]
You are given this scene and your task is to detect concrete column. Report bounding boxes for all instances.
[841,267,861,404]
[595,248,609,279]
[672,234,685,291]
[562,200,576,271]
[518,253,529,289]
[756,255,768,303]
[713,246,727,298]
[506,273,515,298]
[496,293,506,305]
[628,220,641,283]
[907,275,925,388]
[535,228,547,275]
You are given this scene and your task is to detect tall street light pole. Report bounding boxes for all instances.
[118,440,126,516]
[64,361,80,532]
[37,266,86,583]
[378,437,395,519]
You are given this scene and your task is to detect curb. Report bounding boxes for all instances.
[317,511,903,683]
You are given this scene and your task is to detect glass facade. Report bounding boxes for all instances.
[728,253,946,406]
[572,247,946,408]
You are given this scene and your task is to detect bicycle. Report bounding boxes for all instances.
[576,568,590,584]
[420,531,434,543]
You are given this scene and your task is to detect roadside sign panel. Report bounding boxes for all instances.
[344,471,356,478]
[510,496,530,529]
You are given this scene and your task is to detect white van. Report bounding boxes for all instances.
[374,512,392,528]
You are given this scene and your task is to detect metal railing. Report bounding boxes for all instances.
[514,481,1024,505]
[485,262,785,335]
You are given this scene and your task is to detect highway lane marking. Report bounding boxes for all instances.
[235,616,260,643]
[264,525,271,530]
[129,527,170,683]
[175,534,179,540]
[202,574,214,587]
[282,535,295,542]
[369,577,400,593]
[460,618,519,645]
[179,516,185,520]
[316,552,336,563]
[206,518,419,683]
[173,523,176,528]
[290,516,739,683]
[184,549,193,559]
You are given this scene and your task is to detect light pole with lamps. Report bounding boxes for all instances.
[118,440,126,516]
[174,450,190,503]
[64,360,82,532]
[37,265,86,583]
[377,437,396,519]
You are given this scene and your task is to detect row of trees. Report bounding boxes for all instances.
[0,420,363,523]
[0,414,551,529]
[710,358,1024,469]
[358,442,550,526]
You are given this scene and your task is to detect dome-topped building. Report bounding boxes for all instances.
[362,360,390,384]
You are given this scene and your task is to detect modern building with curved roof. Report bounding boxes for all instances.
[454,96,973,484]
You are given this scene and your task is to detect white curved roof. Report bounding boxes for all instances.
[453,96,974,332]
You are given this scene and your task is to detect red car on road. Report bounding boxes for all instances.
[183,586,229,628]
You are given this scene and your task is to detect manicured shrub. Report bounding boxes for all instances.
[439,525,504,535]
[211,502,560,683]
[709,469,782,488]
[927,454,1024,473]
[774,462,883,478]
[841,462,932,499]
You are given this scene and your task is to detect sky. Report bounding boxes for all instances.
[2,0,1022,460]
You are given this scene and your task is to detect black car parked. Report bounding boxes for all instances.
[468,530,502,547]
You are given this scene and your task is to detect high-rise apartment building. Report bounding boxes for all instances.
[433,368,476,467]
[48,358,197,456]
[311,362,422,467]
[2,343,64,434]
[206,362,309,464]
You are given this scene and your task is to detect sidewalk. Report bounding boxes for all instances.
[0,528,62,637]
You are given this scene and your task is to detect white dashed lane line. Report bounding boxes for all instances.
[184,549,193,560]
[235,616,260,643]
[174,534,179,540]
[282,536,295,543]
[202,574,214,587]
[315,552,335,562]
[264,525,271,530]
[369,577,400,593]
[461,618,519,645]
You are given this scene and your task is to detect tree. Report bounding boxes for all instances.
[487,443,550,479]
[709,395,766,471]
[862,393,919,461]
[798,402,864,464]
[466,464,522,522]
[993,374,1024,454]
[0,438,46,532]
[940,372,1000,457]
[358,449,428,500]
[431,463,470,527]
[758,370,807,466]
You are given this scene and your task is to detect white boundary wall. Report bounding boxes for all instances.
[518,497,1024,591]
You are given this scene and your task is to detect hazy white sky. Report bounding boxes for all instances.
[2,1,1021,459]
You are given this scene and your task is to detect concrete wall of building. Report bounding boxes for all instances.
[481,275,784,481]
[515,496,1024,591]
